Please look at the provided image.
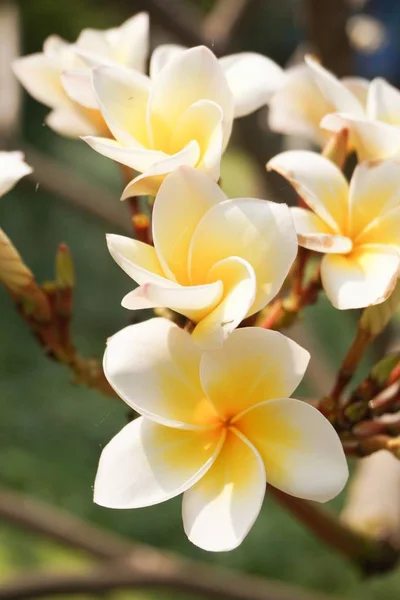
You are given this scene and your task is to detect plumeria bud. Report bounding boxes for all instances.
[268,152,400,310]
[56,243,75,289]
[0,228,33,291]
[342,451,400,548]
[95,318,348,552]
[105,166,297,347]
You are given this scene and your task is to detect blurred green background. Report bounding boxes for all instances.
[1,1,400,599]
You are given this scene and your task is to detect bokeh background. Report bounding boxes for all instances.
[2,0,400,598]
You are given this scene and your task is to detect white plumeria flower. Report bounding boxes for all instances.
[0,151,32,197]
[84,46,238,196]
[268,56,369,146]
[13,13,149,138]
[95,318,348,552]
[268,151,400,310]
[106,166,297,347]
[149,44,285,118]
[322,78,400,160]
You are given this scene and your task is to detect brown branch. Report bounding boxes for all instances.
[303,0,352,76]
[0,489,337,600]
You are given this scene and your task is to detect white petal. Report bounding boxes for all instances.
[367,78,400,125]
[188,198,297,316]
[321,245,400,309]
[219,52,285,118]
[268,64,330,145]
[46,108,102,138]
[349,158,400,240]
[290,207,352,252]
[290,206,333,235]
[122,280,223,323]
[322,113,400,161]
[182,429,265,551]
[306,55,364,116]
[106,233,166,284]
[267,150,349,233]
[170,99,224,180]
[149,44,186,79]
[191,256,256,348]
[148,46,234,150]
[237,398,348,502]
[112,12,149,72]
[94,417,224,508]
[152,166,227,283]
[341,77,369,107]
[120,141,201,197]
[76,29,110,58]
[13,54,68,109]
[104,317,219,428]
[83,136,168,170]
[61,68,97,109]
[92,65,151,146]
[200,327,310,419]
[0,151,32,197]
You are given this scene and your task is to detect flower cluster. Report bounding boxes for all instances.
[13,11,400,551]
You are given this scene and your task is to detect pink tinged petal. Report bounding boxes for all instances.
[219,52,285,118]
[83,136,169,170]
[349,158,400,240]
[13,54,68,109]
[104,317,220,428]
[94,416,224,508]
[120,141,201,198]
[268,64,331,146]
[170,100,224,180]
[341,77,369,108]
[106,234,166,284]
[305,55,364,116]
[61,69,97,109]
[267,151,349,234]
[182,429,266,551]
[322,114,400,162]
[149,44,186,79]
[152,166,227,284]
[122,280,223,323]
[367,78,400,125]
[200,327,310,420]
[47,108,102,138]
[189,198,297,316]
[0,151,32,197]
[321,245,400,310]
[113,12,149,72]
[191,257,256,348]
[92,65,151,146]
[148,46,234,150]
[237,398,348,502]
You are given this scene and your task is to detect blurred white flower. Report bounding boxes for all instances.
[13,13,149,138]
[106,166,297,347]
[268,55,369,146]
[268,151,400,309]
[95,318,348,552]
[0,151,32,197]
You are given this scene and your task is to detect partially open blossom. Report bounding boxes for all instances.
[84,46,237,196]
[95,318,348,551]
[13,13,149,138]
[268,56,368,146]
[322,78,400,160]
[0,151,33,289]
[106,166,297,346]
[268,151,400,309]
[149,44,285,118]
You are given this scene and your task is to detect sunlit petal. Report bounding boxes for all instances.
[367,78,400,126]
[200,327,309,419]
[106,233,166,284]
[182,429,265,551]
[13,54,67,109]
[94,417,224,508]
[237,398,348,502]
